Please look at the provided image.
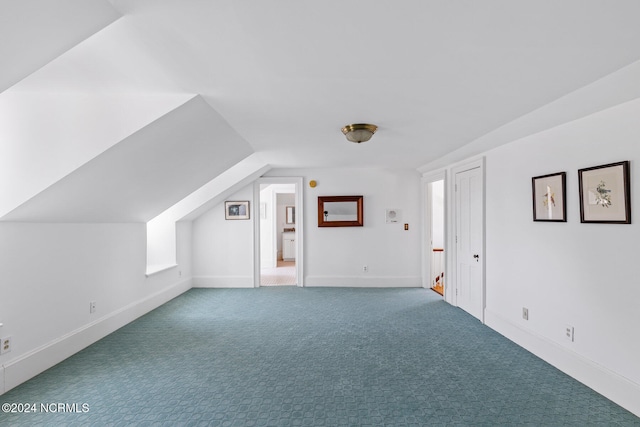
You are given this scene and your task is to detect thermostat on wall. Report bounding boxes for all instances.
[385,209,401,223]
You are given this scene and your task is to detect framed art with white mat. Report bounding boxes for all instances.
[532,172,566,222]
[578,161,630,224]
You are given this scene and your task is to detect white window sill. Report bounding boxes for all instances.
[145,264,178,277]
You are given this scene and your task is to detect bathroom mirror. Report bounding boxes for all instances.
[318,195,363,227]
[286,206,295,224]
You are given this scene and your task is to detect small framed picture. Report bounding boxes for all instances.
[532,172,566,222]
[578,161,630,224]
[225,201,250,220]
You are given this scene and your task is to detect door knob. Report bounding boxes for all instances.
[473,254,479,259]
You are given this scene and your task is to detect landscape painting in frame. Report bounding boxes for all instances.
[532,172,566,222]
[225,201,250,220]
[578,161,630,224]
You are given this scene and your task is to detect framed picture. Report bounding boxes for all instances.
[532,172,566,222]
[225,201,250,220]
[286,206,296,224]
[578,161,630,224]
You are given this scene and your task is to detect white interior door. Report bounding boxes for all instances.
[455,166,484,321]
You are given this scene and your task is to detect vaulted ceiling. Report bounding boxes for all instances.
[2,0,640,221]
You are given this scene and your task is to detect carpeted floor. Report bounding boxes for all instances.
[1,287,638,426]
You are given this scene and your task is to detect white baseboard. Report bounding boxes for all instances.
[304,276,422,288]
[1,278,192,395]
[193,276,422,288]
[485,309,640,417]
[192,276,254,288]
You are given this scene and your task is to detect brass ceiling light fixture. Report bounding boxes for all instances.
[341,123,377,143]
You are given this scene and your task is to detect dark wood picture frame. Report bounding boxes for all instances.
[578,161,631,224]
[532,172,567,222]
[318,195,363,227]
[286,206,295,224]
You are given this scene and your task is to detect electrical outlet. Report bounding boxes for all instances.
[1,336,12,354]
[522,307,529,320]
[565,325,574,342]
[90,301,96,314]
[363,265,368,272]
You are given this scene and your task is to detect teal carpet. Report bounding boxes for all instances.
[1,287,638,426]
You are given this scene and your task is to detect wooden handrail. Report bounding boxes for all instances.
[432,248,444,252]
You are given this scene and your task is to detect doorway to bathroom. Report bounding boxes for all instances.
[255,177,304,287]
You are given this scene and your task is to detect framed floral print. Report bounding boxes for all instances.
[532,172,567,222]
[578,161,630,224]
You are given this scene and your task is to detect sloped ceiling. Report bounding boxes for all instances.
[2,96,253,222]
[0,91,194,218]
[3,1,640,222]
[0,0,120,91]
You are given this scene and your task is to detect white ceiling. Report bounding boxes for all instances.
[107,0,640,169]
[2,0,640,221]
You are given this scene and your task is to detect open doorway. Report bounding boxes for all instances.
[424,175,446,298]
[429,179,445,295]
[256,179,303,287]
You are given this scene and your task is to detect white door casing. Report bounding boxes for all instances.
[253,177,304,287]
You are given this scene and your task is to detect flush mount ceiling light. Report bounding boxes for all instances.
[341,123,377,143]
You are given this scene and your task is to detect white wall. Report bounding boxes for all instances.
[192,185,255,287]
[277,168,422,286]
[480,98,640,415]
[191,168,422,288]
[0,221,192,394]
